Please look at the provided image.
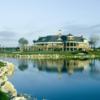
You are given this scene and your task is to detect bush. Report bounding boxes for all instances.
[0,61,5,68]
[0,90,9,100]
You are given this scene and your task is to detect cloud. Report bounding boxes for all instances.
[86,24,100,34]
[0,24,100,47]
[62,24,100,37]
[0,31,17,38]
[88,24,100,29]
[0,31,19,47]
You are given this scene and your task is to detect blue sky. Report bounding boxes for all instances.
[0,0,100,47]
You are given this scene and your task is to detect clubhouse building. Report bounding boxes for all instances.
[33,33,90,51]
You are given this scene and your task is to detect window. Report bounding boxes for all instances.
[70,43,73,46]
[74,48,77,51]
[74,43,76,46]
[71,48,73,51]
[67,43,69,46]
[67,48,69,51]
[79,48,83,51]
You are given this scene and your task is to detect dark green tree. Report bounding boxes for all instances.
[61,36,67,51]
[18,60,28,71]
[89,35,100,50]
[18,38,28,52]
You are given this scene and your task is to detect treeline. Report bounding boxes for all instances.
[0,47,19,53]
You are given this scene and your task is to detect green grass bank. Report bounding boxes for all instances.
[0,50,100,59]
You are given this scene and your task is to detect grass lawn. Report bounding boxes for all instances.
[0,50,100,59]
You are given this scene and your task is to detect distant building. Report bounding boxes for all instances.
[33,33,90,51]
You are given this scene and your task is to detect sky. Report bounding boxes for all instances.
[0,0,100,47]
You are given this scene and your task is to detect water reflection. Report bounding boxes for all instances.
[18,60,28,71]
[2,58,100,100]
[33,59,91,75]
[16,58,100,78]
[89,59,100,80]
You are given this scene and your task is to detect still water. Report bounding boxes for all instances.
[1,58,100,100]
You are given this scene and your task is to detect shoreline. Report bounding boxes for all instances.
[0,61,30,100]
[0,53,100,60]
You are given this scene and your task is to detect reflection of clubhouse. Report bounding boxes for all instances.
[34,60,91,75]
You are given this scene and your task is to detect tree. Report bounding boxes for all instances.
[18,38,28,52]
[89,34,100,50]
[61,36,67,51]
[18,60,28,71]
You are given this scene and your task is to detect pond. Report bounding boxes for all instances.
[1,58,100,100]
